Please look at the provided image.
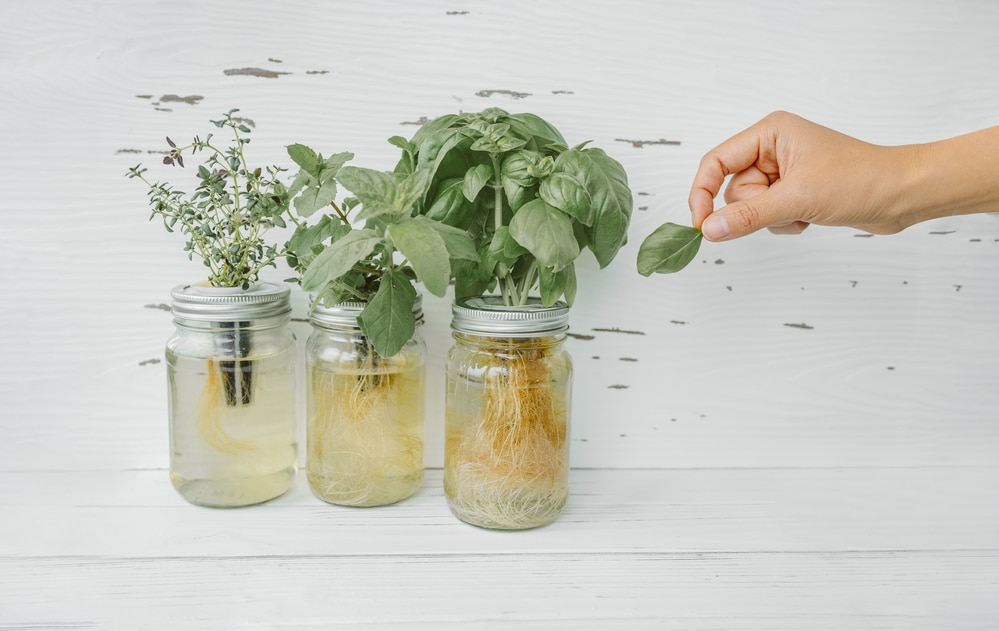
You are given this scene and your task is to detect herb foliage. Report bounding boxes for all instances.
[636,222,703,276]
[126,110,290,289]
[390,108,634,306]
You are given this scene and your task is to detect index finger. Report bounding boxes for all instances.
[688,124,767,228]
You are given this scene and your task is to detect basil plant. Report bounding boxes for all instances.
[390,108,634,307]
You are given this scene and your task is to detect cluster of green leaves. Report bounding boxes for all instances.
[126,109,290,289]
[636,222,703,276]
[390,107,634,307]
[282,143,476,357]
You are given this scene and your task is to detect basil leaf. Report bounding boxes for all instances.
[508,199,579,271]
[462,164,493,202]
[538,171,594,226]
[301,229,380,291]
[574,148,633,268]
[388,217,451,297]
[636,222,703,276]
[395,168,432,213]
[504,112,568,149]
[425,177,471,225]
[357,271,417,358]
[426,221,479,261]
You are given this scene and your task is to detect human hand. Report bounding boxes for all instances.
[689,111,913,241]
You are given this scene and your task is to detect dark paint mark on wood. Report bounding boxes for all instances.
[887,366,896,371]
[233,116,256,128]
[854,233,874,238]
[726,286,733,291]
[144,303,171,312]
[850,280,859,287]
[615,138,681,148]
[401,116,431,126]
[619,357,638,362]
[136,94,153,99]
[930,230,956,235]
[551,90,574,95]
[670,320,687,325]
[306,70,330,75]
[784,322,814,330]
[566,332,595,340]
[714,259,725,265]
[160,94,203,105]
[268,58,283,63]
[608,385,630,389]
[954,285,963,292]
[592,327,645,336]
[638,206,648,211]
[224,67,290,79]
[476,89,532,99]
[591,355,600,360]
[447,10,470,14]
[139,358,161,366]
[970,238,982,242]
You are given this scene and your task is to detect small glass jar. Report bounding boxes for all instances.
[444,296,573,529]
[306,297,427,507]
[165,282,298,507]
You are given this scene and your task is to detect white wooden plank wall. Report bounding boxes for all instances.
[1,1,997,628]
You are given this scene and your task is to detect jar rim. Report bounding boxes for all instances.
[451,296,569,336]
[171,281,291,323]
[310,293,424,330]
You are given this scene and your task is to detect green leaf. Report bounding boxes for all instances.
[388,217,451,297]
[636,222,703,276]
[508,199,579,271]
[462,164,493,202]
[357,271,417,357]
[426,221,479,261]
[538,171,594,225]
[424,178,471,225]
[287,144,321,176]
[549,147,632,268]
[505,112,568,149]
[321,151,353,177]
[539,262,575,306]
[337,166,398,207]
[294,177,339,217]
[395,168,432,213]
[301,229,381,291]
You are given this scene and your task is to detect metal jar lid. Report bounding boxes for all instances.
[170,282,292,323]
[310,293,424,331]
[451,296,569,337]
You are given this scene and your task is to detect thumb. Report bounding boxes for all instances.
[700,189,787,241]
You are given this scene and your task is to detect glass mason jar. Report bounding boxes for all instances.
[444,296,573,529]
[306,296,427,507]
[165,282,298,507]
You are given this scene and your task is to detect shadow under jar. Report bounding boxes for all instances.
[444,296,573,530]
[166,282,298,507]
[306,297,427,507]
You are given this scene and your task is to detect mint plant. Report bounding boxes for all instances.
[390,107,634,306]
[283,143,477,357]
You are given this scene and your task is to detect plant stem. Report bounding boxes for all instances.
[489,153,514,305]
[518,260,537,306]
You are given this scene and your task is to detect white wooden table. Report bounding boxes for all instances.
[2,1,998,628]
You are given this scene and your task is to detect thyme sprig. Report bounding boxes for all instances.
[126,109,294,289]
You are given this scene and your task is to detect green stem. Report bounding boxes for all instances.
[518,260,538,306]
[489,153,514,305]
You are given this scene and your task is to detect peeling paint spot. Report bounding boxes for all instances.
[290,317,310,323]
[619,434,627,437]
[930,230,956,235]
[115,148,143,155]
[638,206,648,211]
[608,385,630,389]
[139,358,161,366]
[591,327,645,336]
[784,322,814,330]
[447,10,470,14]
[970,238,982,242]
[268,57,284,63]
[615,138,681,148]
[850,280,858,287]
[224,67,291,79]
[566,332,595,340]
[160,94,203,105]
[306,70,330,75]
[401,116,431,126]
[887,366,896,371]
[144,303,171,312]
[670,320,687,325]
[726,286,733,291]
[154,107,173,112]
[854,233,874,238]
[551,90,574,95]
[476,89,532,99]
[619,357,638,362]
[591,355,600,360]
[136,94,153,99]
[714,259,725,265]
[637,192,652,196]
[954,284,962,292]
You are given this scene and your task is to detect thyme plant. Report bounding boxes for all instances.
[126,109,291,289]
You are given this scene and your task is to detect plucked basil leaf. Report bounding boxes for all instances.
[636,222,703,276]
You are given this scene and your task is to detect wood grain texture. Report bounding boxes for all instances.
[2,0,998,627]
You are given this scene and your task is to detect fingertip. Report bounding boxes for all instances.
[701,214,731,241]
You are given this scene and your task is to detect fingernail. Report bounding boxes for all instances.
[702,214,730,241]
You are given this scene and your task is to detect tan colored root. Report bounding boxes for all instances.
[196,359,254,455]
[308,354,423,507]
[447,344,568,528]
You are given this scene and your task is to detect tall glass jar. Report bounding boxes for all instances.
[165,282,298,507]
[306,297,427,507]
[444,296,573,529]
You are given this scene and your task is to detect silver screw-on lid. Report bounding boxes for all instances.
[170,282,292,322]
[310,293,424,330]
[451,296,569,337]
